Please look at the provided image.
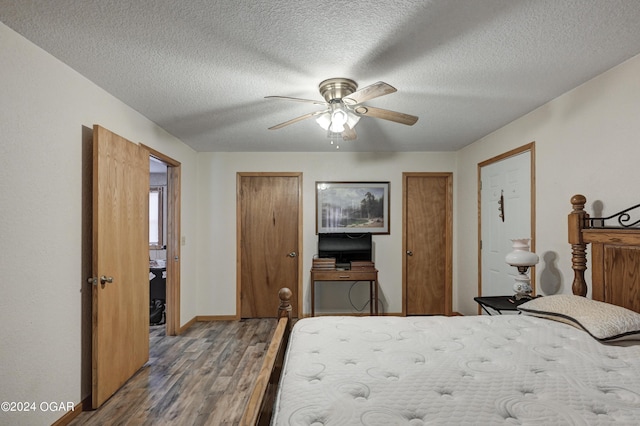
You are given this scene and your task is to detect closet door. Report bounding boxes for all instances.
[237,173,302,318]
[403,173,452,315]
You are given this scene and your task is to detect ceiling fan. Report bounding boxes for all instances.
[265,78,419,142]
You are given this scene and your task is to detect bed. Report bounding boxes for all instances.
[241,194,640,425]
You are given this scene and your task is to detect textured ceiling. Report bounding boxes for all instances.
[2,0,640,152]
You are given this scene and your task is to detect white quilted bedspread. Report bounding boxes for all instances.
[271,315,640,425]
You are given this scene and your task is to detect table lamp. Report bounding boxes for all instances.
[505,238,539,299]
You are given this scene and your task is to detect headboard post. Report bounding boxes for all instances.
[568,194,589,296]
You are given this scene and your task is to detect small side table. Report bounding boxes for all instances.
[310,268,378,317]
[474,295,531,315]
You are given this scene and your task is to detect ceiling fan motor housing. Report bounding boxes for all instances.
[319,78,358,102]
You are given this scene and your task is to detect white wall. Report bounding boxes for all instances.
[196,152,457,316]
[456,52,640,315]
[0,23,198,425]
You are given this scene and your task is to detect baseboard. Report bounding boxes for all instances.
[51,395,90,426]
[178,315,245,334]
[196,315,239,321]
[178,316,197,334]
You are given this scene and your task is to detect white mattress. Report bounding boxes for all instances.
[271,315,640,425]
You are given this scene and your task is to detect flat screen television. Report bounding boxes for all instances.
[317,233,372,269]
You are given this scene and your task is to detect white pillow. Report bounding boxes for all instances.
[518,294,640,342]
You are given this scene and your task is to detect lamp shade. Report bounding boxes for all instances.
[505,238,539,266]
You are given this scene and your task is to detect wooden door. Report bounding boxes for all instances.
[238,173,301,318]
[92,125,149,408]
[403,173,452,315]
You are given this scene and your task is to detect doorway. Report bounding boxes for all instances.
[87,127,182,409]
[149,158,168,330]
[143,145,182,336]
[478,143,535,304]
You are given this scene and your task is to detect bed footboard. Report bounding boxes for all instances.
[240,288,292,426]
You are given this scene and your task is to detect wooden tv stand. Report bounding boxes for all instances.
[310,268,379,316]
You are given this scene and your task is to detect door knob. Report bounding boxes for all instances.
[406,250,413,256]
[100,275,114,284]
[288,252,297,258]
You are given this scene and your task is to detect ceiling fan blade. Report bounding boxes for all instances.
[343,81,397,105]
[342,124,357,141]
[268,110,327,130]
[354,105,418,126]
[265,96,327,106]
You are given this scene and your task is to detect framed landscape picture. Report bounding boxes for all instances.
[316,181,390,234]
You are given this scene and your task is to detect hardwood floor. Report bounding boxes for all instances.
[70,319,277,425]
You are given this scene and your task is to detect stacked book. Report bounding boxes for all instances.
[312,257,336,270]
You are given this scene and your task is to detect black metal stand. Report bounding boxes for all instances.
[474,295,531,315]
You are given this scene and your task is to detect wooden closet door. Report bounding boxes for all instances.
[403,173,452,315]
[238,173,301,318]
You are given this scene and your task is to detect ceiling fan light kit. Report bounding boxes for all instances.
[266,77,418,149]
[315,100,360,134]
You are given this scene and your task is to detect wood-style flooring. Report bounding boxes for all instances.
[69,319,277,425]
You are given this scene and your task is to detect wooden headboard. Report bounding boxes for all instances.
[569,194,640,312]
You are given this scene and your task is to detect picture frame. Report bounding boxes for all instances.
[316,181,390,234]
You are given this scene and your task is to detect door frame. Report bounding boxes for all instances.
[236,172,303,319]
[141,145,181,336]
[477,142,536,309]
[402,172,453,316]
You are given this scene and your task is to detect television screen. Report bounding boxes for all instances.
[318,233,372,268]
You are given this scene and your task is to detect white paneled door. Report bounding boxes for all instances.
[480,150,533,298]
